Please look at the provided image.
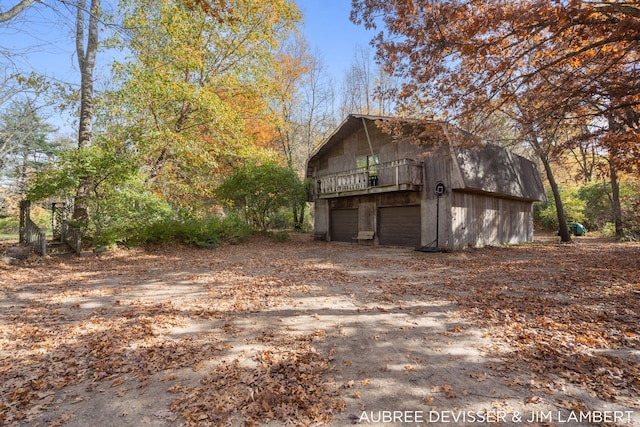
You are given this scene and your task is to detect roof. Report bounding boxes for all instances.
[306,114,452,174]
[305,114,545,202]
[307,114,394,161]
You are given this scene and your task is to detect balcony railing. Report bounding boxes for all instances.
[313,159,423,197]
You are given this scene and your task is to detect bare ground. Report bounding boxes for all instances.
[1,234,639,426]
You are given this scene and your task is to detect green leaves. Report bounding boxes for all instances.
[103,0,303,209]
[217,160,305,231]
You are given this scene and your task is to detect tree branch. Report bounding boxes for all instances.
[0,0,38,23]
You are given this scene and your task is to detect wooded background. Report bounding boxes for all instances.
[1,0,638,246]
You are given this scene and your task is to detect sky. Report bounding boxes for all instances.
[296,0,378,81]
[1,0,378,81]
[0,0,378,131]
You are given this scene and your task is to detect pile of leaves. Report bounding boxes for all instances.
[0,302,225,424]
[170,336,345,426]
[376,241,640,406]
[1,236,638,425]
[0,241,345,426]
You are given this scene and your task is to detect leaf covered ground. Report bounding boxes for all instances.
[0,234,638,426]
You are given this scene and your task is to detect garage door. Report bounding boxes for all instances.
[378,206,421,247]
[330,209,358,242]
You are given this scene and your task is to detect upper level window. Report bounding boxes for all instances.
[357,154,379,170]
[357,154,380,186]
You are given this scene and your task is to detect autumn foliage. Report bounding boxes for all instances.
[1,236,638,425]
[350,0,640,172]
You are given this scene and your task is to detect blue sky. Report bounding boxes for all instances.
[1,2,79,82]
[296,0,378,80]
[1,0,377,82]
[1,1,377,131]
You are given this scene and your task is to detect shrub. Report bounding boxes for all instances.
[577,182,611,230]
[130,212,253,248]
[217,161,306,231]
[271,230,290,243]
[534,187,586,228]
[0,216,19,234]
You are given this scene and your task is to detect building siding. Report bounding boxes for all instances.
[307,115,544,250]
[450,191,533,248]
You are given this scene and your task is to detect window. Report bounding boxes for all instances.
[357,154,379,186]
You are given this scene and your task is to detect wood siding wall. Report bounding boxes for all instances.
[310,123,427,178]
[450,191,533,248]
[308,117,543,250]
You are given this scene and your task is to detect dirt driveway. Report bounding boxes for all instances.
[1,234,639,426]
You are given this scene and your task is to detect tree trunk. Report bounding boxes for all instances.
[531,137,572,242]
[609,152,624,239]
[297,201,305,231]
[73,0,100,221]
[606,115,625,239]
[292,202,300,229]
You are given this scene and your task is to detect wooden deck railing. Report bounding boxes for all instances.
[19,200,81,256]
[314,159,423,196]
[62,221,82,254]
[24,216,47,256]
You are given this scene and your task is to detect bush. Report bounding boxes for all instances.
[577,182,611,230]
[534,187,586,228]
[601,222,617,238]
[534,181,640,237]
[130,212,253,248]
[217,161,306,231]
[0,216,19,234]
[271,230,290,243]
[87,181,174,247]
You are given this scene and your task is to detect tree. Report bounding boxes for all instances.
[339,45,397,117]
[105,0,301,211]
[217,160,306,231]
[0,0,38,23]
[350,0,640,157]
[298,54,339,157]
[351,0,640,124]
[0,0,102,220]
[519,105,573,242]
[73,0,100,221]
[27,141,170,246]
[268,32,314,229]
[0,98,58,195]
[269,31,312,170]
[351,0,640,239]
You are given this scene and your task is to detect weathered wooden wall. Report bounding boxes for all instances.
[450,191,533,248]
[313,199,329,240]
[308,116,543,250]
[308,119,429,178]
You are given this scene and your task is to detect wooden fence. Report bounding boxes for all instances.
[61,221,82,254]
[19,200,82,256]
[19,200,47,256]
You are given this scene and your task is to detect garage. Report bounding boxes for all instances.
[330,209,358,242]
[378,206,421,247]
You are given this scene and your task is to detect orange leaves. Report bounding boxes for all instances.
[352,0,640,161]
[1,236,639,425]
[170,336,345,426]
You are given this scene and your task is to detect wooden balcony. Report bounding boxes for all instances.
[312,159,423,199]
